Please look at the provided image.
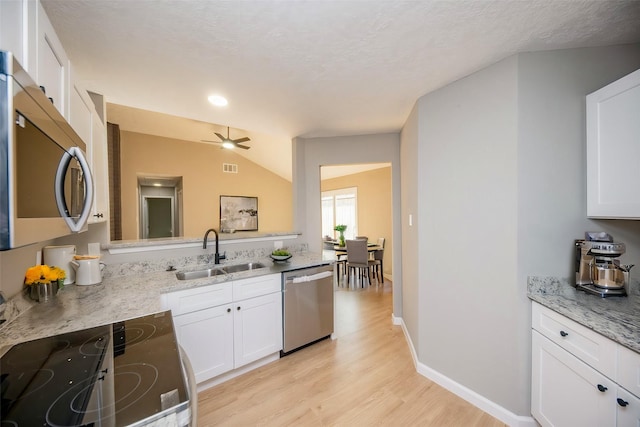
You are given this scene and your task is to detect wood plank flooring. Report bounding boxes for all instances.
[197,281,506,426]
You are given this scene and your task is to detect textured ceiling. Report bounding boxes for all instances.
[42,0,640,180]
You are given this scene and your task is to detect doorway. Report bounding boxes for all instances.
[320,163,393,282]
[143,196,174,238]
[138,176,183,239]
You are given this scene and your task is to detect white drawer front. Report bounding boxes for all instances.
[233,273,281,301]
[162,282,233,315]
[532,302,617,379]
[618,344,640,399]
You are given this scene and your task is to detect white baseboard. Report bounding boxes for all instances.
[395,317,536,427]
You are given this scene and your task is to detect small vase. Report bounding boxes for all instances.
[29,281,59,302]
[338,233,345,247]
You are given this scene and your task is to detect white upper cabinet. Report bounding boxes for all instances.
[587,69,640,219]
[36,1,67,116]
[0,0,37,73]
[68,65,109,223]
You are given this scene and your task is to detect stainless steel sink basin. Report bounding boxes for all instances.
[222,262,266,273]
[175,262,267,280]
[175,268,226,280]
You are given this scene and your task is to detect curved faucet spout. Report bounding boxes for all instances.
[203,228,226,264]
[203,228,217,249]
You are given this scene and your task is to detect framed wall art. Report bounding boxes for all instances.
[219,195,258,231]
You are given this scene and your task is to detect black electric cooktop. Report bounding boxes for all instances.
[0,311,188,426]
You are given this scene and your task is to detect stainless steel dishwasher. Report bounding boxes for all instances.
[282,264,334,354]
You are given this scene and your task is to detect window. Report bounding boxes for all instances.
[321,187,357,240]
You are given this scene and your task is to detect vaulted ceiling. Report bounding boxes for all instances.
[42,0,640,180]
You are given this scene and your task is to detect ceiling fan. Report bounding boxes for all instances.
[202,126,251,150]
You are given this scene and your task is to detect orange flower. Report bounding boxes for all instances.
[24,265,65,286]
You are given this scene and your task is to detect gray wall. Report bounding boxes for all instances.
[400,104,420,343]
[292,133,403,316]
[416,55,521,412]
[402,43,640,417]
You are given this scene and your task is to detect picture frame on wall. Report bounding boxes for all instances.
[220,195,258,232]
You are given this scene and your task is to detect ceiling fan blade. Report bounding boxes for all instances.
[236,144,250,150]
[214,132,226,141]
[233,137,251,143]
[201,139,222,144]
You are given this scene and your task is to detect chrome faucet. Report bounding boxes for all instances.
[203,228,226,264]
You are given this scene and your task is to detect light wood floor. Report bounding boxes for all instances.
[197,280,506,426]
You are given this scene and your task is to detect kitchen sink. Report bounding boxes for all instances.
[222,262,267,273]
[175,262,267,280]
[175,268,226,280]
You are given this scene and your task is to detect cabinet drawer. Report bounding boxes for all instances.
[233,273,281,301]
[618,345,640,399]
[532,302,616,379]
[162,282,233,315]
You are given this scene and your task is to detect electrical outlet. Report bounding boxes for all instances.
[274,241,283,250]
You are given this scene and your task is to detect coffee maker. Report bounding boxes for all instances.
[575,232,632,297]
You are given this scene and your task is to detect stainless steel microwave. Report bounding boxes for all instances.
[0,51,93,250]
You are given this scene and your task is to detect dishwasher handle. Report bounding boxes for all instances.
[288,270,333,284]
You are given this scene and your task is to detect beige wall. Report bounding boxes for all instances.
[321,166,392,275]
[120,131,292,240]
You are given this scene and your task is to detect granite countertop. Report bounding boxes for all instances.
[0,251,333,354]
[528,277,640,353]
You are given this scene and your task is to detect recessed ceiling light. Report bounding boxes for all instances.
[208,95,228,107]
[153,183,162,187]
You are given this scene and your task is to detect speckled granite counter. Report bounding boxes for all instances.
[528,277,640,354]
[0,250,333,354]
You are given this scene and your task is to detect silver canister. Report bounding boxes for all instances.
[29,281,59,303]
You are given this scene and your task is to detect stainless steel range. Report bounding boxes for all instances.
[0,311,195,426]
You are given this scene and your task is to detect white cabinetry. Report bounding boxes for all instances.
[587,68,640,219]
[68,65,109,223]
[531,302,640,427]
[162,273,282,385]
[0,0,37,73]
[233,291,282,368]
[36,1,67,115]
[173,303,234,382]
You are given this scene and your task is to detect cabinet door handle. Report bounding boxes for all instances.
[617,398,629,407]
[226,308,231,313]
[237,306,241,311]
[559,330,568,337]
[597,384,607,392]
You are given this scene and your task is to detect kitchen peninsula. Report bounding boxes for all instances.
[0,247,331,353]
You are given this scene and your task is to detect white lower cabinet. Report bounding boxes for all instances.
[532,330,616,426]
[163,273,282,385]
[532,302,640,427]
[617,388,640,426]
[233,292,282,368]
[172,303,234,383]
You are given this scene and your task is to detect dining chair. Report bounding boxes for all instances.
[368,237,385,284]
[345,239,371,288]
